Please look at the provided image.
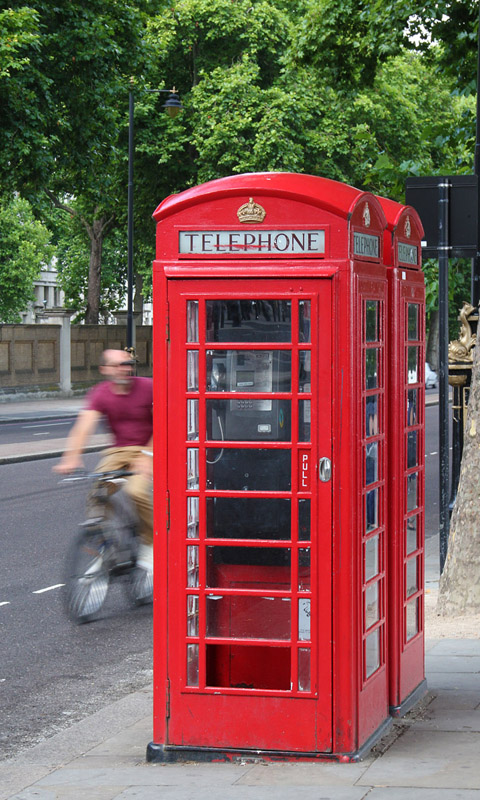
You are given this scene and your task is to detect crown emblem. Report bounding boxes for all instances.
[405,215,411,239]
[237,197,266,224]
[363,202,371,228]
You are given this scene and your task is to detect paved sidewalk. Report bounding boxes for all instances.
[0,394,111,463]
[2,392,479,799]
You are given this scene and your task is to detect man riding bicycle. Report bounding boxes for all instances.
[54,349,153,582]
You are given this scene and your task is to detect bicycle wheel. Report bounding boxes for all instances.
[64,525,110,623]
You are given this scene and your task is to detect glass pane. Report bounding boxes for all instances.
[407,473,418,512]
[298,598,311,641]
[187,448,199,489]
[187,301,199,343]
[407,431,418,468]
[206,644,290,690]
[206,300,291,343]
[366,629,380,678]
[187,399,199,441]
[299,350,311,392]
[206,595,291,640]
[187,350,199,390]
[407,389,418,426]
[206,448,291,491]
[206,399,291,442]
[365,535,379,581]
[298,548,311,591]
[187,496,199,539]
[298,400,311,442]
[406,599,419,641]
[298,648,311,692]
[187,595,199,636]
[299,499,311,541]
[206,546,291,589]
[206,497,291,540]
[206,350,291,392]
[366,488,379,532]
[406,515,418,555]
[366,348,379,389]
[187,643,199,686]
[408,303,419,340]
[365,582,379,630]
[366,300,379,342]
[406,557,418,597]
[408,346,418,383]
[366,394,379,437]
[187,545,199,588]
[299,301,311,343]
[366,442,378,486]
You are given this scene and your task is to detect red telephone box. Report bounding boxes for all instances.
[380,197,427,714]
[148,173,425,762]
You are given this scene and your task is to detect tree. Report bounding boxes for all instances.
[437,329,480,615]
[1,1,160,322]
[0,195,53,322]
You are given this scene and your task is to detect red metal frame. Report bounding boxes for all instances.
[150,173,426,762]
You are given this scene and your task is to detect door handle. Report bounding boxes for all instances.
[319,457,332,482]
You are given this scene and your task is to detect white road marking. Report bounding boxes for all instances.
[0,602,11,607]
[32,584,65,594]
[33,433,52,437]
[22,421,71,429]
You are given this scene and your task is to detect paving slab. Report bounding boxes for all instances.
[0,765,52,800]
[427,690,480,711]
[35,764,256,788]
[412,709,480,732]
[12,689,152,768]
[367,789,480,799]
[425,655,480,672]
[9,788,125,800]
[115,788,370,800]
[427,640,480,656]
[359,730,480,789]
[426,672,480,692]
[236,760,372,786]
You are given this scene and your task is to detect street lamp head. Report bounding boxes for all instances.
[163,87,183,118]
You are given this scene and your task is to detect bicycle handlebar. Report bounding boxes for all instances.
[61,469,134,483]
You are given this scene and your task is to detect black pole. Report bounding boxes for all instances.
[438,180,450,573]
[472,5,480,306]
[127,90,134,351]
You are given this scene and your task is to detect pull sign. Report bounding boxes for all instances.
[298,450,311,490]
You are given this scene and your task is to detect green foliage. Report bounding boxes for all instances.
[423,257,472,338]
[0,195,53,322]
[0,0,478,318]
[55,220,128,322]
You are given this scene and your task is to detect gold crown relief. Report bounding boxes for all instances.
[237,198,266,224]
[404,216,412,239]
[362,202,371,228]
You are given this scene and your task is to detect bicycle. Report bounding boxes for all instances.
[62,469,153,623]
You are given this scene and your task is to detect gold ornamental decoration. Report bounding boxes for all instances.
[237,198,266,224]
[448,302,477,364]
[362,202,371,228]
[404,216,411,239]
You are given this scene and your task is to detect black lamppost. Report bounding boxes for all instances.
[127,86,182,352]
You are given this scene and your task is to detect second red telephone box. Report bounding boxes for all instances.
[148,172,426,762]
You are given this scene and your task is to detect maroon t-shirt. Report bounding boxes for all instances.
[85,376,153,447]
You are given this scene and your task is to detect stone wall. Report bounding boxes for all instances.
[0,324,153,395]
[0,325,61,392]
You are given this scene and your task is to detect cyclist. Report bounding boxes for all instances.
[53,349,154,581]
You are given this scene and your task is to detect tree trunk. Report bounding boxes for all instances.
[84,218,104,324]
[426,310,439,370]
[437,326,480,615]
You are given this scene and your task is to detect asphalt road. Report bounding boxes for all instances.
[0,399,442,761]
[0,453,153,762]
